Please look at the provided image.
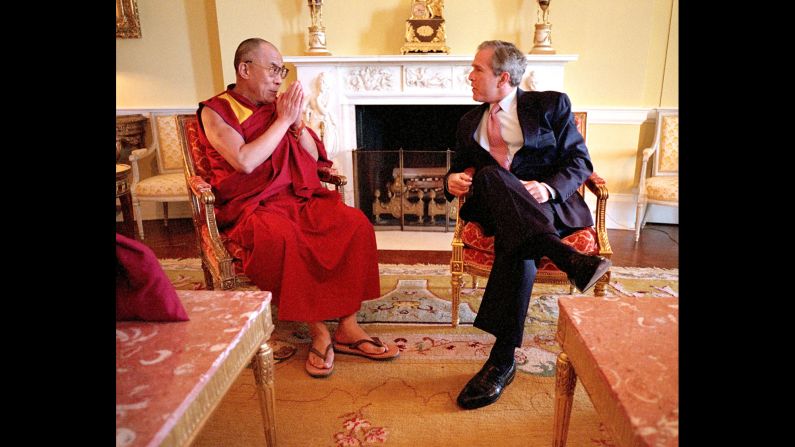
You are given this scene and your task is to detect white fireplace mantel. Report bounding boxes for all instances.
[284,54,577,205]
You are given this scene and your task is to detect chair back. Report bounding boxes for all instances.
[176,114,212,182]
[152,114,187,174]
[573,111,587,196]
[573,111,587,141]
[652,111,678,177]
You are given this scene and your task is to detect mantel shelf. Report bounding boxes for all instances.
[285,54,578,65]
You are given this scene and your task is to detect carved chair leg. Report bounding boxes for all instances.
[163,202,169,227]
[552,352,577,447]
[201,263,214,290]
[133,199,145,240]
[634,201,647,242]
[451,269,463,328]
[252,342,277,447]
[594,272,609,297]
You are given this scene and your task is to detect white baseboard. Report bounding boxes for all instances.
[584,192,678,230]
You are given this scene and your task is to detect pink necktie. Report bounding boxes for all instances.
[487,104,511,170]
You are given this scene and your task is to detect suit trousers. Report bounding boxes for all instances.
[461,165,571,347]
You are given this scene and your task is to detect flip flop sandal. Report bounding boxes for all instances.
[305,343,334,378]
[332,337,400,361]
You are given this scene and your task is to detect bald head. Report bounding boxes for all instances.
[233,38,276,73]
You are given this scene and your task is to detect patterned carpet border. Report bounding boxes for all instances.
[157,259,679,279]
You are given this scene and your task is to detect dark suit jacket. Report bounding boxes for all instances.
[444,89,594,231]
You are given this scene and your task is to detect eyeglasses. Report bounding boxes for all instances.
[244,60,290,79]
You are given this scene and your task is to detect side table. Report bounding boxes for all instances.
[116,290,277,447]
[553,296,678,447]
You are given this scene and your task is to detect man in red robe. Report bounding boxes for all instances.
[197,38,399,378]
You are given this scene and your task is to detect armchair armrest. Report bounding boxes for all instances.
[185,175,235,280]
[128,146,156,184]
[637,147,657,195]
[317,167,347,187]
[317,167,347,202]
[584,172,612,258]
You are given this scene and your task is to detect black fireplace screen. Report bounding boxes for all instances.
[353,105,474,231]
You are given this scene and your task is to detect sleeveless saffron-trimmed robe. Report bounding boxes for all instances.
[197,87,379,321]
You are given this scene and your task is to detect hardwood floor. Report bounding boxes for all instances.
[119,218,678,269]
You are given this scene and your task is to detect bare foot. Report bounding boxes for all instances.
[334,314,387,355]
[308,322,334,369]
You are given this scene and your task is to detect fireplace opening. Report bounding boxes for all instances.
[352,104,475,231]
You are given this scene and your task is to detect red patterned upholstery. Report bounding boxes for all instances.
[181,118,212,182]
[449,111,612,327]
[461,223,598,271]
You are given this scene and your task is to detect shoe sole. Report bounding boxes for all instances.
[574,258,612,293]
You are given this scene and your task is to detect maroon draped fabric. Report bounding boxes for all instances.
[116,233,189,322]
[197,87,379,321]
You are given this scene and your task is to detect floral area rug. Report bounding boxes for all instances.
[192,324,620,447]
[161,259,677,446]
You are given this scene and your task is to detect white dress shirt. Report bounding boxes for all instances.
[473,87,557,200]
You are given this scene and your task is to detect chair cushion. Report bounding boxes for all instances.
[116,233,189,322]
[133,173,189,198]
[461,222,598,271]
[645,176,678,202]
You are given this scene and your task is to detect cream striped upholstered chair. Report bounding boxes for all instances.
[129,114,190,240]
[634,110,678,242]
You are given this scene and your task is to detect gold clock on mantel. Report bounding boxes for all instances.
[401,1,449,54]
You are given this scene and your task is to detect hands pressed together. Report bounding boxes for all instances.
[276,81,305,129]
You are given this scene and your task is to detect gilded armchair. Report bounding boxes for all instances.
[449,112,612,327]
[176,114,347,290]
[635,110,678,241]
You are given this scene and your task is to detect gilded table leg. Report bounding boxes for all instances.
[552,352,577,447]
[252,342,277,447]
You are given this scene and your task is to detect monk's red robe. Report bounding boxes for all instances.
[197,87,379,321]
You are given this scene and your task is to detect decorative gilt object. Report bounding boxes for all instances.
[401,1,449,54]
[306,0,331,55]
[116,0,142,39]
[530,0,556,54]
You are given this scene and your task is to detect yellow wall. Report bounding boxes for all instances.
[116,0,677,198]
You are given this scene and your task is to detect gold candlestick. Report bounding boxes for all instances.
[530,0,556,54]
[306,0,331,55]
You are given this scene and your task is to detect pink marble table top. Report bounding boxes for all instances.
[116,290,272,447]
[557,296,678,447]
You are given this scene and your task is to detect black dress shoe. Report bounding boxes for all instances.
[456,359,517,410]
[568,254,611,293]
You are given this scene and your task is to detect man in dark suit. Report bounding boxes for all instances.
[444,40,611,410]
